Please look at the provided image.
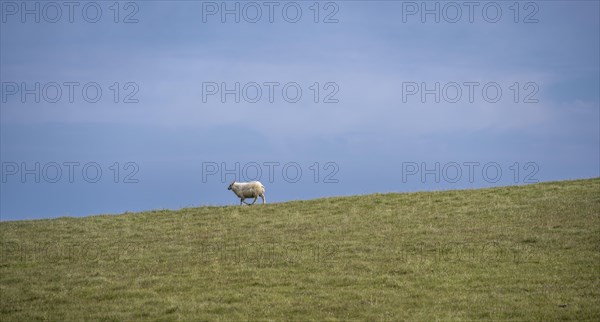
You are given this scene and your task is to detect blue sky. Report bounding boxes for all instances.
[1,0,598,221]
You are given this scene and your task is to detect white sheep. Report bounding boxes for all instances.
[227,181,266,206]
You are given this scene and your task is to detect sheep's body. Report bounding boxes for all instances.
[227,181,266,205]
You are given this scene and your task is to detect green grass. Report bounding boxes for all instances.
[1,178,599,321]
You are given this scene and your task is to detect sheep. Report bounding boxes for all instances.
[227,181,266,206]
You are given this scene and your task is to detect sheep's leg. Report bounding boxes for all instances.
[261,194,266,204]
[240,198,245,206]
[241,198,256,205]
[248,197,257,205]
[242,198,256,205]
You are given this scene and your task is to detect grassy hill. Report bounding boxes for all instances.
[1,178,599,321]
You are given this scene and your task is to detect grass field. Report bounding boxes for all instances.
[1,178,599,320]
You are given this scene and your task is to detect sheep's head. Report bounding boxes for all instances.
[227,181,236,190]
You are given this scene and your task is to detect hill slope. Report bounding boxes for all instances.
[1,178,599,320]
